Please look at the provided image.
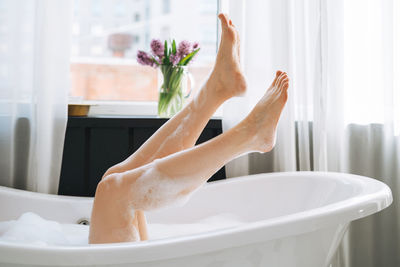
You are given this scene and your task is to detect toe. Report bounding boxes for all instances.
[218,13,229,27]
[272,72,281,86]
[278,77,289,89]
[273,71,284,86]
[283,82,289,90]
[275,73,286,87]
[281,87,288,102]
[219,15,236,40]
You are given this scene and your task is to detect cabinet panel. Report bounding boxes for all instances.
[88,127,130,196]
[133,127,158,151]
[58,117,225,197]
[58,127,86,196]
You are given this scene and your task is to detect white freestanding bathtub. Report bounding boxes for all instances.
[0,172,392,267]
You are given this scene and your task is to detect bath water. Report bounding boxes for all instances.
[0,212,243,246]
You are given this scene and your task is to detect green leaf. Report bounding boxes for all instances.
[172,40,176,54]
[164,40,168,58]
[179,48,200,65]
[163,40,170,65]
[151,56,159,66]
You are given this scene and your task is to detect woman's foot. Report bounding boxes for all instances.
[244,71,289,152]
[203,13,247,102]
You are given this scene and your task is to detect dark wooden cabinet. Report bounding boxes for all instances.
[58,116,225,197]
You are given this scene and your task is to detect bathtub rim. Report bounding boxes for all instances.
[0,171,393,266]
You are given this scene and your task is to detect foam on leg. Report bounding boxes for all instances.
[111,225,139,243]
[146,108,193,163]
[129,160,202,211]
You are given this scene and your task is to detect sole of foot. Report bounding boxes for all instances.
[246,71,289,153]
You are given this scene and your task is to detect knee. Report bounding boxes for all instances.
[102,165,120,180]
[96,172,123,196]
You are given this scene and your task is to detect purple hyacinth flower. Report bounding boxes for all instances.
[177,40,192,57]
[192,42,199,49]
[170,53,181,66]
[156,57,163,65]
[150,39,164,58]
[136,50,155,67]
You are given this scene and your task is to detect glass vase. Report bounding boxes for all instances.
[158,65,191,118]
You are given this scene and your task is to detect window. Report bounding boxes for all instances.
[91,0,103,17]
[133,35,140,44]
[90,25,103,36]
[114,2,126,17]
[90,45,103,55]
[70,0,219,112]
[0,24,7,34]
[0,43,7,54]
[72,23,80,35]
[133,13,140,22]
[0,65,7,78]
[71,45,79,56]
[162,0,171,14]
[343,0,400,132]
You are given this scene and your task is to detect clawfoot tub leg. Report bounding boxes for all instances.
[89,71,289,244]
[99,13,246,241]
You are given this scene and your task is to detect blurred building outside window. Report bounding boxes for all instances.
[70,0,220,115]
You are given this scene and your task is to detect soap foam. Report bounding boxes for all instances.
[0,212,88,246]
[131,160,201,211]
[148,105,195,163]
[0,212,243,246]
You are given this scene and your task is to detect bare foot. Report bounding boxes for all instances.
[245,71,289,152]
[207,13,247,101]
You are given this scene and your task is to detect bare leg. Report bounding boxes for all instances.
[100,14,245,241]
[89,71,289,244]
[103,13,246,178]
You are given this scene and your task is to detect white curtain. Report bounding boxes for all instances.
[0,0,71,194]
[223,0,400,266]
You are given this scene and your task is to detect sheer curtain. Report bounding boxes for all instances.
[223,0,400,266]
[0,0,71,194]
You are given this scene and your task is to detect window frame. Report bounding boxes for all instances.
[68,0,235,117]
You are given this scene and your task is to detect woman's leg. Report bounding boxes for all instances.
[103,14,246,178]
[101,13,245,241]
[89,71,289,244]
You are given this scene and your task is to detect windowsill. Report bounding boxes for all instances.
[68,100,223,119]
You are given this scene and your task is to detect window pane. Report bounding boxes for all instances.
[70,0,218,103]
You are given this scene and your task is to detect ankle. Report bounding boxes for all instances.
[229,119,256,152]
[241,112,277,153]
[192,81,224,111]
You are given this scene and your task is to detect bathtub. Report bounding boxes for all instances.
[0,171,392,267]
